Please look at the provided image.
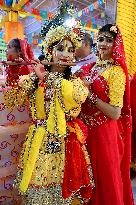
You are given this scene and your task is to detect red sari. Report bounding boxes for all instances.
[77,28,134,205]
[62,118,94,200]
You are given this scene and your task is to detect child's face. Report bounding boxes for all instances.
[97,32,115,59]
[7,40,20,61]
[52,39,75,64]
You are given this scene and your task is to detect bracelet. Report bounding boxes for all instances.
[43,72,49,81]
[89,92,98,105]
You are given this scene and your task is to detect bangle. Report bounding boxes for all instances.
[43,72,49,81]
[89,92,98,105]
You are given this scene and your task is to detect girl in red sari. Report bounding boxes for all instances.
[6,38,34,84]
[0,38,33,204]
[77,24,134,205]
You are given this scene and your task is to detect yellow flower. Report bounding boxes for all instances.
[110,26,118,33]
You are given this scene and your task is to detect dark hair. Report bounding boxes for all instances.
[83,33,93,50]
[10,38,21,53]
[98,24,117,40]
[38,54,47,74]
[38,54,45,61]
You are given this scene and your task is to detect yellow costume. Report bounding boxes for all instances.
[102,65,126,107]
[14,73,93,205]
[12,2,95,204]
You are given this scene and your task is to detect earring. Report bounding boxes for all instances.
[47,53,52,62]
[72,55,76,62]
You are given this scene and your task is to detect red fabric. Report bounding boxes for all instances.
[77,27,134,205]
[78,64,110,118]
[113,27,133,205]
[6,39,34,85]
[131,74,136,163]
[62,118,92,200]
[19,39,34,63]
[87,120,124,205]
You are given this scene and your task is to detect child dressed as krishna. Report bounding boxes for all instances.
[12,1,94,204]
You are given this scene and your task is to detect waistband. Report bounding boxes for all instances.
[80,111,109,129]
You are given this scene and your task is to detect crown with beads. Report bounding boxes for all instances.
[41,0,82,61]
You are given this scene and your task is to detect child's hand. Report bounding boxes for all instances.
[18,75,30,87]
[82,76,92,89]
[33,63,47,80]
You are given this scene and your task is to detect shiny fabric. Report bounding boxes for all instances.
[16,78,93,204]
[78,27,134,205]
[0,88,31,204]
[63,118,93,199]
[113,27,133,205]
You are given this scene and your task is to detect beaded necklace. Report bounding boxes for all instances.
[86,58,114,83]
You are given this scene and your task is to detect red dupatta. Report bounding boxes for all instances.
[112,27,133,205]
[6,39,34,85]
[19,39,34,63]
[113,27,131,119]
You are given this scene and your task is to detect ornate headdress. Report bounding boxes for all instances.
[41,0,82,62]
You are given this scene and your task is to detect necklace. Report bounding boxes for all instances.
[85,58,114,83]
[95,58,114,68]
[46,72,64,87]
